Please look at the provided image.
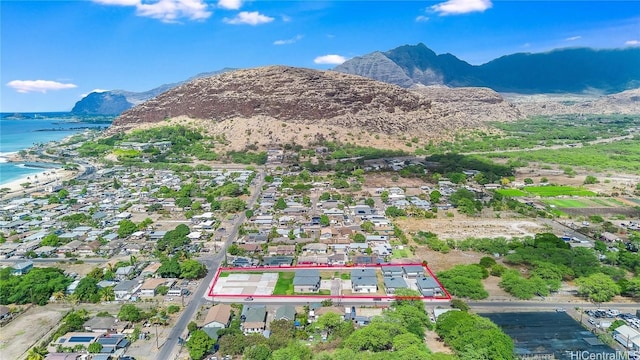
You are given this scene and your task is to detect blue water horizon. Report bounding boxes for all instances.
[0,112,111,185]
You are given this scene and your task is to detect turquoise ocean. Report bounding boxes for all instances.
[0,113,111,185]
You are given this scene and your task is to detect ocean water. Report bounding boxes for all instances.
[0,113,111,185]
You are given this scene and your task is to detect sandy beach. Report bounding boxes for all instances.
[0,168,77,200]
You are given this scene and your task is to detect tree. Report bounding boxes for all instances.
[87,342,103,353]
[185,329,215,360]
[74,277,100,302]
[450,299,470,311]
[352,233,366,243]
[117,219,137,239]
[217,333,247,355]
[244,344,272,360]
[271,341,312,360]
[320,214,330,227]
[118,304,144,322]
[524,178,534,185]
[158,258,181,278]
[180,260,207,279]
[344,320,407,352]
[576,273,621,303]
[40,233,62,247]
[429,190,441,204]
[316,312,343,335]
[365,198,375,207]
[26,347,47,360]
[436,311,513,360]
[274,197,287,211]
[584,175,598,184]
[380,191,389,203]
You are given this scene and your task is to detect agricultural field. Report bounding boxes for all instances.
[497,185,596,197]
[524,185,596,197]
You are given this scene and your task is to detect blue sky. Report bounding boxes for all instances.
[1,0,639,112]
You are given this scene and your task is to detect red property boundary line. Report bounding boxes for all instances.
[207,263,452,301]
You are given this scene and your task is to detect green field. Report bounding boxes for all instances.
[392,248,410,259]
[524,186,596,197]
[496,189,528,197]
[273,272,295,295]
[218,272,230,277]
[544,199,590,208]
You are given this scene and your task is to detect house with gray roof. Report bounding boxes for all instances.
[402,265,425,278]
[351,271,378,293]
[383,277,408,294]
[381,266,404,277]
[241,305,267,335]
[293,269,320,293]
[274,305,296,321]
[416,276,443,297]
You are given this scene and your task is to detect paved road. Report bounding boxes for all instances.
[154,169,265,360]
[0,258,106,265]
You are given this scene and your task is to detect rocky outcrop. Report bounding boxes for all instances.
[108,66,521,148]
[70,92,132,115]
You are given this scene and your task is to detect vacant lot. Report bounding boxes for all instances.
[396,218,545,241]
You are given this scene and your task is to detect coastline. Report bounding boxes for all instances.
[0,168,76,200]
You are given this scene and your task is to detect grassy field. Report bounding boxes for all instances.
[218,272,230,277]
[484,138,640,173]
[392,248,410,259]
[496,189,528,197]
[524,185,596,197]
[273,272,295,295]
[544,199,590,208]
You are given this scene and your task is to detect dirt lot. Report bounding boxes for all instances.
[396,217,545,241]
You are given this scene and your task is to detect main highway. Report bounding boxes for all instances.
[155,170,265,360]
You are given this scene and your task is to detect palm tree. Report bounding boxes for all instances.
[99,287,115,302]
[26,346,47,360]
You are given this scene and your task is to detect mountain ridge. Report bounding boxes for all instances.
[334,43,640,94]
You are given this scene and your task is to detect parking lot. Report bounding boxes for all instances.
[212,272,278,296]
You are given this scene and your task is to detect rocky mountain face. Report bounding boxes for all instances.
[334,43,640,94]
[71,92,132,115]
[109,66,521,149]
[506,88,640,116]
[71,68,234,115]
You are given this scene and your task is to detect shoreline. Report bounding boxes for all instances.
[0,168,76,200]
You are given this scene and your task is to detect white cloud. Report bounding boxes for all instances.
[92,0,211,23]
[431,0,492,15]
[625,40,640,46]
[313,54,347,65]
[223,11,274,25]
[281,15,292,22]
[217,0,242,10]
[565,36,581,41]
[81,89,109,97]
[273,35,303,45]
[7,80,78,93]
[415,15,430,22]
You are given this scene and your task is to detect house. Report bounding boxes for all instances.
[274,305,296,321]
[241,306,267,335]
[351,269,378,293]
[138,278,167,297]
[202,304,233,329]
[352,256,383,265]
[113,280,140,301]
[141,262,161,277]
[297,255,329,265]
[383,277,408,294]
[381,266,404,278]
[115,265,134,280]
[83,316,117,333]
[244,233,269,244]
[262,256,293,267]
[313,306,345,319]
[293,269,321,293]
[402,265,425,278]
[328,253,348,266]
[302,243,328,254]
[416,276,443,297]
[95,333,130,354]
[352,205,374,216]
[11,260,33,275]
[614,325,640,351]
